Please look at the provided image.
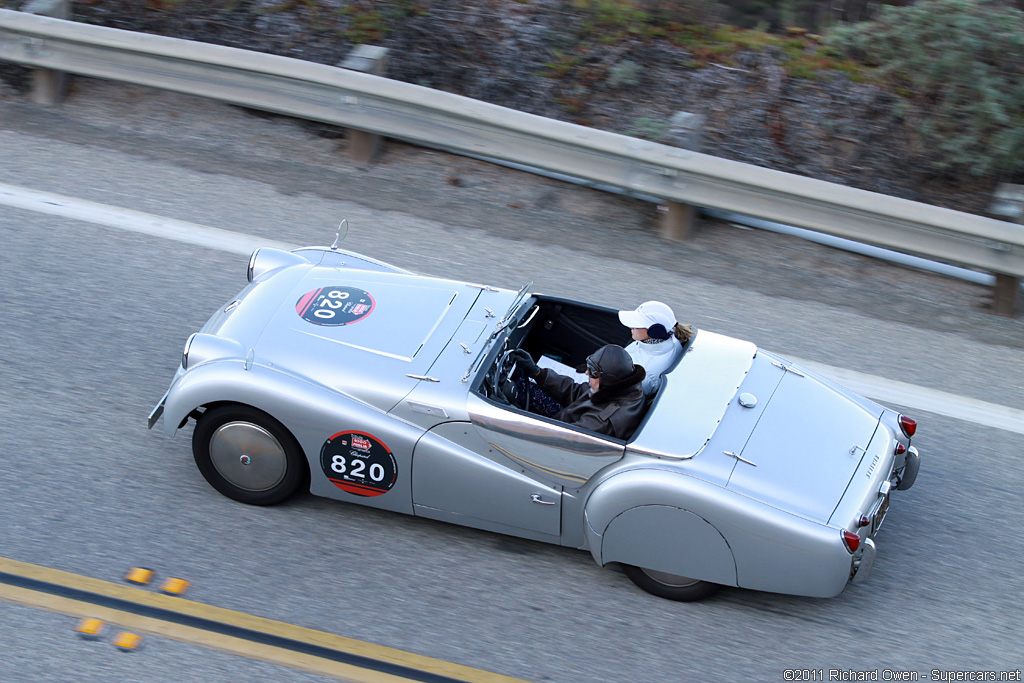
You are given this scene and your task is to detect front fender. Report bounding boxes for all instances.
[162,360,422,515]
[584,467,852,597]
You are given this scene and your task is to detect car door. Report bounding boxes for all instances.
[413,391,626,542]
[466,392,627,487]
[412,420,565,543]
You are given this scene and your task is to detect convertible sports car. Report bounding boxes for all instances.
[149,234,921,601]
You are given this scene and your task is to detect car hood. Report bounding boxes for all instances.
[209,264,482,411]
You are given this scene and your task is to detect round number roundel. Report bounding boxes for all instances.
[296,286,375,326]
[320,431,397,497]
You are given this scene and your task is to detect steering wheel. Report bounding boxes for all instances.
[490,349,530,411]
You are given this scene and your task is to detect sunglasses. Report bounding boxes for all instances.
[585,362,601,379]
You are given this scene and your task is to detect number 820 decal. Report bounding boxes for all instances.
[320,431,397,497]
[296,286,375,326]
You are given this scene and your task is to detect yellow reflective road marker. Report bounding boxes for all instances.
[76,617,105,640]
[124,567,154,585]
[0,556,532,683]
[159,577,190,596]
[113,631,143,651]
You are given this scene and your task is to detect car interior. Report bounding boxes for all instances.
[515,296,633,369]
[475,295,647,440]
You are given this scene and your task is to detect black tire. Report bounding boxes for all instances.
[622,564,721,602]
[192,404,307,506]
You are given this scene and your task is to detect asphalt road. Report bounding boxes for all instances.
[1,82,1022,682]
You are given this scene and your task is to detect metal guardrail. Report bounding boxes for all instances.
[2,9,1023,294]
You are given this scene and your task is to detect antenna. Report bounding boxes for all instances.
[331,219,349,250]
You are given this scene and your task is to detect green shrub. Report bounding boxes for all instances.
[826,0,1024,177]
[607,59,640,88]
[627,115,670,142]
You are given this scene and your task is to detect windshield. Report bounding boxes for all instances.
[461,282,533,384]
[496,281,533,333]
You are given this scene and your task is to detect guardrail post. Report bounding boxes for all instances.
[658,112,705,241]
[23,0,70,105]
[992,274,1019,317]
[339,45,389,164]
[988,183,1023,317]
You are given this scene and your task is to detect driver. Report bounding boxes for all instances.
[509,345,646,440]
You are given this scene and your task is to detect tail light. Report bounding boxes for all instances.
[899,415,917,438]
[857,515,870,528]
[842,530,861,553]
[895,442,907,455]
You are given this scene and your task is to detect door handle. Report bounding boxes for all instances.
[530,493,556,505]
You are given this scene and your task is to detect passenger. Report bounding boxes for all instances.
[617,301,694,396]
[508,345,646,440]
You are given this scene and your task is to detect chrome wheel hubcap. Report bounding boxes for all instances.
[209,421,287,492]
[642,568,701,588]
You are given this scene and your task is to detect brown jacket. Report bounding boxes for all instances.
[534,365,647,440]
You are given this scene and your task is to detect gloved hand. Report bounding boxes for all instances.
[508,349,540,378]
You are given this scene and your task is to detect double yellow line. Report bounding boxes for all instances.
[0,556,531,683]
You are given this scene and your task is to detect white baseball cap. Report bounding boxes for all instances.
[618,301,676,331]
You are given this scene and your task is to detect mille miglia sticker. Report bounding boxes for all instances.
[320,431,397,497]
[296,286,375,326]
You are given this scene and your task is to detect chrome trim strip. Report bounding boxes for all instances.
[489,442,589,484]
[469,393,622,458]
[412,291,459,359]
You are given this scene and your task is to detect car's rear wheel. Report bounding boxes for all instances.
[192,404,306,506]
[622,564,720,602]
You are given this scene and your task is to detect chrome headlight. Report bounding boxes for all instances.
[181,333,196,369]
[181,333,245,370]
[247,248,310,283]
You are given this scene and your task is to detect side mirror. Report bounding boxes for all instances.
[331,219,349,250]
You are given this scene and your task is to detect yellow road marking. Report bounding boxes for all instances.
[0,556,531,683]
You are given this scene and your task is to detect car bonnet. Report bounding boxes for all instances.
[254,267,480,411]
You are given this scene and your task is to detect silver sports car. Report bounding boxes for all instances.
[149,237,921,601]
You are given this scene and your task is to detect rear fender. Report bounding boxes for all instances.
[601,505,737,587]
[584,467,852,597]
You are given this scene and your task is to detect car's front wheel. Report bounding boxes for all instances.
[622,564,720,602]
[192,404,306,506]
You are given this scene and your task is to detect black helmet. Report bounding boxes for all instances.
[584,345,636,384]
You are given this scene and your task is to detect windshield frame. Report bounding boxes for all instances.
[495,281,533,333]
